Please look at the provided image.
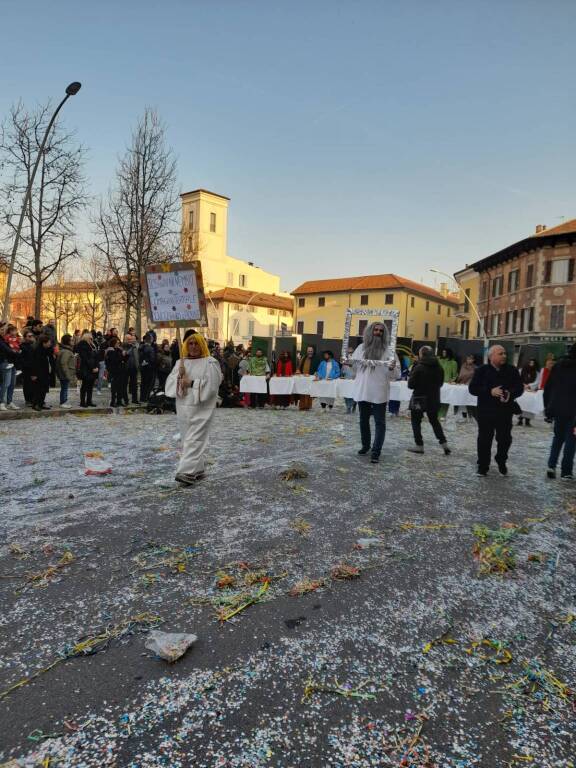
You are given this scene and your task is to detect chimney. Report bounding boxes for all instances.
[535,224,547,234]
[439,281,448,297]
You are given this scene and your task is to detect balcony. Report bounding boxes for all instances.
[455,302,470,318]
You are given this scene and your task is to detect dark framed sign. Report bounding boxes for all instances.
[143,261,207,329]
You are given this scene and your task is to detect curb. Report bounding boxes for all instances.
[0,405,148,421]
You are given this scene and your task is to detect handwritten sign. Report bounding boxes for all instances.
[144,262,207,328]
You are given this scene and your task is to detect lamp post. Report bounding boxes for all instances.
[430,268,489,361]
[1,82,82,321]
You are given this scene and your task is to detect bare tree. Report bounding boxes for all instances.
[93,108,180,338]
[0,102,88,317]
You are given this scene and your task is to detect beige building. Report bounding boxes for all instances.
[292,274,458,342]
[453,266,482,339]
[180,189,293,343]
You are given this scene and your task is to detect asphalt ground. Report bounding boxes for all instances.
[0,405,574,767]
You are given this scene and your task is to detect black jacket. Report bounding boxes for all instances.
[30,343,51,385]
[19,340,35,372]
[543,356,576,420]
[469,363,523,412]
[105,347,127,378]
[76,340,98,381]
[139,342,157,371]
[408,356,444,411]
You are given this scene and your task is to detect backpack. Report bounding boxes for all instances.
[146,389,176,415]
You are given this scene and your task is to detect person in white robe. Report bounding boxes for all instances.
[351,322,400,464]
[165,332,223,485]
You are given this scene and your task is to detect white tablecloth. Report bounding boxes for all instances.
[239,375,268,394]
[261,377,545,414]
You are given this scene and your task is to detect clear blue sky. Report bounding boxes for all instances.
[2,0,575,293]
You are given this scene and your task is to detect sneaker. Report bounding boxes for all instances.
[60,403,72,409]
[7,403,20,410]
[561,473,574,481]
[86,403,97,408]
[477,469,488,477]
[546,469,556,479]
[370,456,380,464]
[407,446,424,454]
[0,404,6,411]
[441,443,451,456]
[357,448,369,455]
[497,463,508,476]
[41,405,51,410]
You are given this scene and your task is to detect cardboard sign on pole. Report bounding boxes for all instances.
[143,261,207,329]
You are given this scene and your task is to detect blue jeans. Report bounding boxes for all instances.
[0,364,13,404]
[548,417,576,476]
[358,401,387,458]
[97,361,106,392]
[60,379,69,405]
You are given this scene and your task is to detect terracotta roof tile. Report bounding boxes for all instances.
[292,274,458,305]
[207,287,293,312]
[534,218,576,237]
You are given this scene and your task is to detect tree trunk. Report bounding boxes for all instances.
[123,301,132,334]
[34,281,42,319]
[135,294,142,340]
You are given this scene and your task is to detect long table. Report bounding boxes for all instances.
[240,376,545,414]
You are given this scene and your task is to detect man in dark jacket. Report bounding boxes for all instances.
[544,343,576,480]
[19,331,36,405]
[469,345,523,476]
[139,334,157,402]
[407,346,450,455]
[30,334,53,411]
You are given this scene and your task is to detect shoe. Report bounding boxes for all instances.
[546,469,556,479]
[41,405,51,410]
[441,443,451,456]
[357,448,369,455]
[497,463,508,476]
[60,403,72,409]
[122,401,129,407]
[32,405,42,412]
[561,474,574,481]
[525,420,531,427]
[517,418,523,426]
[7,403,20,410]
[408,446,424,454]
[175,471,205,486]
[132,401,140,405]
[370,456,379,464]
[0,404,6,411]
[477,469,488,477]
[87,403,97,408]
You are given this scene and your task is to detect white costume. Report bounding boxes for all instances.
[165,356,223,478]
[351,345,401,403]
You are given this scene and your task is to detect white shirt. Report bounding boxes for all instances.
[351,345,400,404]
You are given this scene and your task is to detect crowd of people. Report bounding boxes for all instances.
[1,317,574,484]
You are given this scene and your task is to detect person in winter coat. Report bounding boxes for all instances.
[273,350,293,408]
[407,346,450,455]
[165,332,223,486]
[438,348,458,419]
[455,353,478,421]
[75,333,99,408]
[105,337,128,407]
[544,343,576,480]
[469,345,523,477]
[55,334,77,409]
[19,330,36,405]
[124,334,140,404]
[0,326,19,411]
[29,334,53,411]
[156,340,173,392]
[139,334,157,402]
[1,324,22,410]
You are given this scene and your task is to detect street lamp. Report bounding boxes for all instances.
[1,82,82,321]
[430,268,489,361]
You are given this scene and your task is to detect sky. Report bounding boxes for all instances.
[1,0,575,293]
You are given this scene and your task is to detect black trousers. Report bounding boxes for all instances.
[477,410,513,472]
[140,367,155,402]
[110,376,124,406]
[22,371,34,404]
[410,408,446,447]
[128,370,138,403]
[80,379,95,406]
[32,381,48,408]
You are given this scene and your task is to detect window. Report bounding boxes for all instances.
[227,271,234,286]
[316,320,324,337]
[491,314,500,336]
[437,304,441,315]
[492,276,503,297]
[210,316,219,333]
[477,321,482,337]
[385,294,393,305]
[268,308,276,316]
[526,264,534,288]
[360,294,369,306]
[358,319,368,335]
[210,212,216,233]
[410,296,415,308]
[460,319,469,339]
[480,282,488,301]
[298,297,305,308]
[464,289,470,313]
[508,269,520,293]
[269,324,275,337]
[522,307,534,332]
[318,297,325,307]
[446,327,450,337]
[425,301,430,311]
[436,325,441,339]
[506,311,514,335]
[545,259,575,284]
[231,318,240,337]
[297,320,304,334]
[550,305,565,330]
[424,322,429,338]
[447,308,451,317]
[248,320,255,336]
[239,274,247,288]
[188,210,194,230]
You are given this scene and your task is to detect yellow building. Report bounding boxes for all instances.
[292,274,459,342]
[180,189,293,343]
[452,266,482,339]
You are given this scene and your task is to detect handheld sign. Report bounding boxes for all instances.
[144,261,207,329]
